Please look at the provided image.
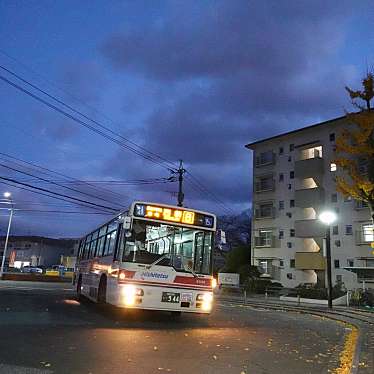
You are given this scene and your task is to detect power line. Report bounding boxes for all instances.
[10,177,176,185]
[0,176,119,213]
[0,180,114,214]
[0,208,113,215]
[0,67,177,171]
[0,60,234,214]
[185,172,235,215]
[0,151,130,203]
[0,162,125,209]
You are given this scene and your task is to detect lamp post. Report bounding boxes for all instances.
[1,192,14,278]
[319,210,337,309]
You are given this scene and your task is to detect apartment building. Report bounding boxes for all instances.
[245,115,373,291]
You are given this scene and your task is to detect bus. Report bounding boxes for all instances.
[75,201,217,314]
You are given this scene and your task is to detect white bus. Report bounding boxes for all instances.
[75,201,217,314]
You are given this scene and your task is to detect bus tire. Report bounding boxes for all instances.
[97,276,107,304]
[76,275,83,299]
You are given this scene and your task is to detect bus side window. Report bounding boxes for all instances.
[113,224,123,261]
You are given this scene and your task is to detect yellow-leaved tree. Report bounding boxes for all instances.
[334,73,374,230]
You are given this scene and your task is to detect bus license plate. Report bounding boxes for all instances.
[161,292,180,303]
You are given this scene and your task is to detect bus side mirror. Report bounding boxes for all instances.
[123,216,132,230]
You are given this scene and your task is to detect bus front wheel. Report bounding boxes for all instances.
[97,276,107,304]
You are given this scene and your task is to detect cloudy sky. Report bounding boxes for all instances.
[0,0,373,238]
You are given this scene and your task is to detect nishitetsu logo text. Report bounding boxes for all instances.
[140,271,169,280]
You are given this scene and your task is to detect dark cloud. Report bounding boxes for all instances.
[98,0,363,213]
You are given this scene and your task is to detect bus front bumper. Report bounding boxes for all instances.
[119,283,213,313]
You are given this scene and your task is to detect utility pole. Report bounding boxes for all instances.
[176,160,186,207]
[1,193,13,278]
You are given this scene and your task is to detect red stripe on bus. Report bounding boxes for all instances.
[174,276,211,286]
[118,278,211,290]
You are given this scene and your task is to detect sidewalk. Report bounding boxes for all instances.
[216,291,374,312]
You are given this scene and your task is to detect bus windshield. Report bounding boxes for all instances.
[122,219,213,275]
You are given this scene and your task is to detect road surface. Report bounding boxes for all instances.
[0,281,349,374]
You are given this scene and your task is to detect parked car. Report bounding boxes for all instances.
[22,266,43,274]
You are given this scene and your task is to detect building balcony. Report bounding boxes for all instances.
[254,236,280,248]
[294,157,324,179]
[255,152,275,168]
[294,219,326,238]
[254,179,275,193]
[254,207,276,220]
[354,200,369,210]
[295,187,325,208]
[295,252,326,270]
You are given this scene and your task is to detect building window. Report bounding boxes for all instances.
[334,260,340,268]
[345,225,353,235]
[288,156,292,162]
[336,275,342,283]
[290,259,295,268]
[344,196,352,202]
[290,229,295,237]
[290,171,294,179]
[331,193,338,203]
[334,240,341,247]
[279,147,284,155]
[287,273,293,279]
[289,144,294,152]
[279,230,284,239]
[286,212,292,218]
[332,225,339,235]
[287,242,292,248]
[279,173,284,182]
[329,133,335,142]
[347,259,354,267]
[290,199,295,208]
[256,229,273,247]
[330,163,337,172]
[362,223,374,242]
[279,260,284,267]
[288,183,292,190]
[279,201,284,210]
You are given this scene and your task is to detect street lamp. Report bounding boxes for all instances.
[319,210,337,309]
[0,192,14,278]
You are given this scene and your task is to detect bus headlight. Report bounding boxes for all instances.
[122,285,143,306]
[197,293,213,311]
[211,278,217,289]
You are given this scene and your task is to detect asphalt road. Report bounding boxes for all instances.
[0,281,349,374]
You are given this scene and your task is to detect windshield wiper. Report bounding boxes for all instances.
[184,264,198,278]
[145,253,170,269]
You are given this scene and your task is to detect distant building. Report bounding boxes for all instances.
[0,236,78,269]
[245,115,373,290]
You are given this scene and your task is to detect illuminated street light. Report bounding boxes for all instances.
[319,210,337,309]
[3,192,11,199]
[0,192,14,278]
[319,211,337,226]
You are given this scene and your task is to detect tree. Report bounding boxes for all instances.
[334,73,374,231]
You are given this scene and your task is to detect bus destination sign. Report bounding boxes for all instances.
[133,203,215,229]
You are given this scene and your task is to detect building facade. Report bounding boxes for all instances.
[246,116,373,291]
[0,236,77,269]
